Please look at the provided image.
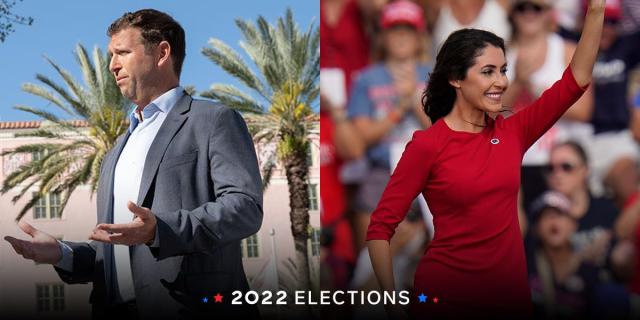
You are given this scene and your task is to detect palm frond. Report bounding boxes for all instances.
[3,43,128,220]
[260,151,277,192]
[13,105,78,132]
[20,83,74,116]
[202,39,268,101]
[27,75,86,116]
[14,195,43,222]
[201,83,263,114]
[75,44,99,101]
[14,129,70,139]
[44,56,92,116]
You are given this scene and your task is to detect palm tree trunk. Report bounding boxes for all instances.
[282,146,311,292]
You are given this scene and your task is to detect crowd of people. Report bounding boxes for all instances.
[320,0,640,318]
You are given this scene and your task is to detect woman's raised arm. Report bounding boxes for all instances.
[569,0,605,87]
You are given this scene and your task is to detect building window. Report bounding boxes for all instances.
[241,234,259,258]
[33,194,47,219]
[310,228,321,256]
[50,193,61,218]
[306,143,313,167]
[36,283,64,312]
[308,184,318,211]
[32,150,45,162]
[33,192,63,219]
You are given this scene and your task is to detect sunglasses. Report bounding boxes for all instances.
[543,162,579,175]
[514,2,545,14]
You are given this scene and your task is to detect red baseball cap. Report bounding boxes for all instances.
[380,0,425,31]
[582,0,621,20]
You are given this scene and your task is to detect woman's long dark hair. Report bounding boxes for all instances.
[422,29,506,123]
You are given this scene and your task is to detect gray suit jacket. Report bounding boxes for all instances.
[54,93,263,318]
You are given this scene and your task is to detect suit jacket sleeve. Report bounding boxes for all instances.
[53,240,98,284]
[149,107,263,260]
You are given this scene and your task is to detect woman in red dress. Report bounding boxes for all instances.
[367,1,606,318]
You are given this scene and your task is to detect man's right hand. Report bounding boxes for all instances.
[4,221,62,265]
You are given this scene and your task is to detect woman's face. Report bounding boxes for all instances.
[383,25,420,60]
[537,209,576,248]
[511,2,550,37]
[455,45,508,113]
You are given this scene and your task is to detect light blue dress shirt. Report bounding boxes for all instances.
[56,86,185,303]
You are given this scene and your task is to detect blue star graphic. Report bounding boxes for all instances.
[202,297,209,303]
[418,293,427,303]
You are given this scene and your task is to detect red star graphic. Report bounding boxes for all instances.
[214,293,223,303]
[433,297,439,304]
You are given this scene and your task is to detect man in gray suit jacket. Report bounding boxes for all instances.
[4,9,262,319]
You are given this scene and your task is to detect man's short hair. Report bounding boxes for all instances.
[108,9,186,76]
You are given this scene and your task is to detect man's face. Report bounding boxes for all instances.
[108,27,157,104]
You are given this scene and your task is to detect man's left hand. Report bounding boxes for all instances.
[90,201,157,246]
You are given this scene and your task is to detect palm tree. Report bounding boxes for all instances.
[1,44,130,221]
[201,8,319,292]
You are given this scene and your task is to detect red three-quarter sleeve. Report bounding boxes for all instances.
[509,66,588,154]
[366,130,436,241]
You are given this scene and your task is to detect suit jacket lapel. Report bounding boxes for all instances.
[100,130,131,224]
[136,94,192,205]
[97,129,130,304]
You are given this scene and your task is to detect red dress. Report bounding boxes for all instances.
[366,68,587,318]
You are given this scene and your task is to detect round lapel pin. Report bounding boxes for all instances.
[490,138,500,145]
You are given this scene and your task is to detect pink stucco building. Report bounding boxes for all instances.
[0,120,320,318]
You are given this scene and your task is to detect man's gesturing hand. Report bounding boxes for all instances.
[4,221,62,264]
[90,201,157,246]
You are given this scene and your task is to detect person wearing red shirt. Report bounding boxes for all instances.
[321,0,378,96]
[320,0,377,292]
[320,100,365,290]
[366,1,605,318]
